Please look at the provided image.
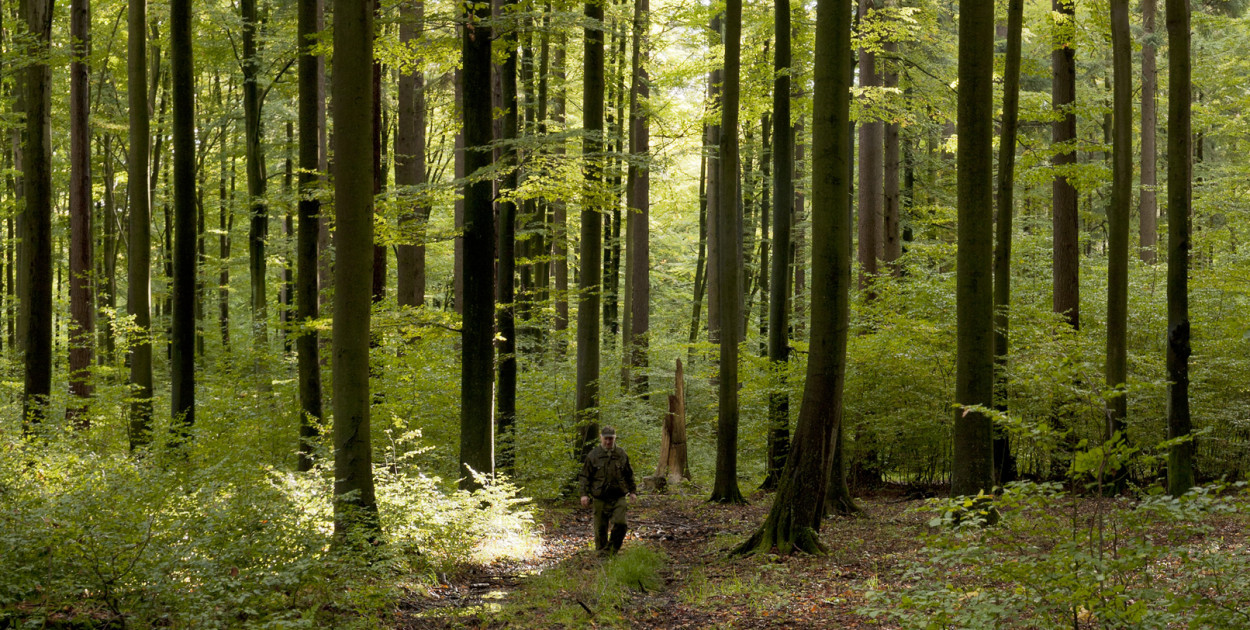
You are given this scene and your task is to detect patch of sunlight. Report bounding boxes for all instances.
[473,529,544,564]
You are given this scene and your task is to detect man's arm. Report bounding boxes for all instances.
[622,452,638,495]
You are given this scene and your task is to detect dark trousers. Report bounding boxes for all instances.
[592,496,628,553]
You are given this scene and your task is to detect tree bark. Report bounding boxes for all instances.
[950,0,995,498]
[1140,0,1158,263]
[1165,0,1193,496]
[856,0,881,294]
[734,0,851,555]
[68,0,93,427]
[460,0,497,487]
[705,14,722,343]
[762,0,794,492]
[575,0,607,458]
[296,0,324,472]
[170,0,195,435]
[622,0,649,392]
[1052,0,1079,329]
[242,0,270,345]
[497,0,520,474]
[710,0,744,505]
[333,0,380,538]
[551,36,569,333]
[993,0,1023,486]
[882,38,900,274]
[1106,0,1131,475]
[396,0,428,308]
[20,0,52,429]
[127,0,154,446]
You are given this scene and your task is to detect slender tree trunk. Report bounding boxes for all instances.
[243,0,269,344]
[280,124,294,352]
[855,0,882,294]
[1106,0,1131,476]
[296,0,324,472]
[734,0,850,555]
[793,116,807,339]
[170,0,195,435]
[687,128,708,355]
[705,14,722,343]
[551,38,569,334]
[882,38,900,274]
[575,0,607,458]
[756,113,770,359]
[460,0,497,487]
[20,0,53,429]
[127,0,154,446]
[218,79,233,351]
[993,0,1023,486]
[1052,0,1079,329]
[68,0,93,427]
[99,134,117,363]
[710,0,744,505]
[950,0,995,497]
[1140,0,1158,263]
[396,0,428,308]
[1165,0,1193,496]
[622,0,649,392]
[762,0,794,492]
[453,67,465,314]
[602,18,625,343]
[371,34,387,305]
[332,0,380,538]
[496,1,520,474]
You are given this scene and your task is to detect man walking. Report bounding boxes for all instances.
[578,426,638,555]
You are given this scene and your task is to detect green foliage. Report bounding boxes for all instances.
[502,544,666,627]
[863,481,1250,629]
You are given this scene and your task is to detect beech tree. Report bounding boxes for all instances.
[950,0,994,498]
[67,0,92,426]
[733,0,851,555]
[1106,0,1131,462]
[1166,0,1193,496]
[170,0,195,433]
[332,0,379,537]
[1052,0,1079,329]
[127,0,154,446]
[295,0,324,472]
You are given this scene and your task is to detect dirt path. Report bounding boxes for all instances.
[392,491,929,629]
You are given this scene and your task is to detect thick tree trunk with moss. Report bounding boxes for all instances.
[296,0,324,472]
[332,0,380,538]
[950,0,995,498]
[1165,0,1193,497]
[1106,0,1131,466]
[710,0,745,505]
[574,0,606,458]
[993,0,1022,486]
[734,0,851,555]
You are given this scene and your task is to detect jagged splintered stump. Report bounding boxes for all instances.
[645,359,690,492]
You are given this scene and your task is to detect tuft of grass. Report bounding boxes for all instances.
[501,544,667,627]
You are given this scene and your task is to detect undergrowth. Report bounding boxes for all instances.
[500,544,666,628]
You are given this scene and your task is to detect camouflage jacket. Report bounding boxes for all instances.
[578,445,637,500]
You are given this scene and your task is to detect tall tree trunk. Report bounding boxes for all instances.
[687,125,708,355]
[20,0,52,429]
[855,0,882,294]
[332,0,380,538]
[622,0,649,392]
[734,0,850,555]
[371,34,387,305]
[1052,0,1079,329]
[453,68,464,314]
[170,0,195,435]
[705,14,722,343]
[762,0,794,492]
[792,116,806,339]
[575,0,607,458]
[710,0,744,505]
[99,134,117,363]
[280,124,294,352]
[127,0,154,446]
[882,38,900,273]
[551,38,569,333]
[296,0,324,472]
[496,1,520,474]
[460,0,497,487]
[1106,0,1131,480]
[756,113,770,359]
[950,0,994,497]
[1165,0,1192,497]
[602,17,625,343]
[243,0,269,343]
[1140,0,1158,263]
[396,0,428,308]
[993,0,1023,486]
[68,0,93,427]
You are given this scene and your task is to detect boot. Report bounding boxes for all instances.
[608,523,627,554]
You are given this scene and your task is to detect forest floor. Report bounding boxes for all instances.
[391,485,933,629]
